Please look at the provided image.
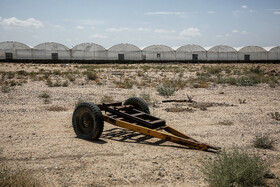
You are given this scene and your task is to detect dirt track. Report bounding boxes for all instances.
[0,63,279,186]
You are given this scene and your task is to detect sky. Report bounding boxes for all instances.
[0,0,279,49]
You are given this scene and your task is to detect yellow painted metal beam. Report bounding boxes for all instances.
[103,115,217,151]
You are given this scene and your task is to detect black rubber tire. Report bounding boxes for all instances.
[72,102,104,140]
[123,97,150,114]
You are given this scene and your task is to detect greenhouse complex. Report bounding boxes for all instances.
[0,41,279,63]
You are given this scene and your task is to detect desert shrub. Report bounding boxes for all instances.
[161,78,188,90]
[47,105,67,111]
[9,80,17,87]
[157,85,175,97]
[250,65,263,74]
[0,164,41,186]
[238,98,246,104]
[1,73,6,82]
[193,81,209,88]
[137,71,144,77]
[1,85,10,93]
[203,66,222,75]
[114,79,135,89]
[52,81,60,87]
[253,134,275,149]
[67,74,76,82]
[46,78,53,87]
[100,95,114,103]
[86,71,98,81]
[53,70,62,75]
[7,72,15,79]
[140,93,151,105]
[201,149,267,187]
[269,112,280,121]
[39,92,51,99]
[17,70,28,76]
[63,81,69,87]
[225,68,231,74]
[165,107,194,113]
[141,65,151,72]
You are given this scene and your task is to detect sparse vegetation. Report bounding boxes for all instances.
[269,112,280,121]
[165,107,194,113]
[239,98,247,104]
[0,164,41,186]
[157,85,176,97]
[47,105,67,112]
[218,120,234,126]
[253,134,275,149]
[39,92,51,99]
[140,93,151,105]
[114,79,135,89]
[75,99,87,108]
[201,149,268,187]
[1,85,11,93]
[86,71,98,81]
[186,95,194,103]
[39,92,51,104]
[63,81,69,87]
[67,74,76,82]
[100,95,114,103]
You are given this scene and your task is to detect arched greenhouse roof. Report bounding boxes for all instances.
[269,46,280,53]
[108,43,141,52]
[208,45,237,52]
[176,44,206,52]
[239,46,267,53]
[34,42,70,51]
[72,43,106,51]
[0,41,31,50]
[143,45,174,52]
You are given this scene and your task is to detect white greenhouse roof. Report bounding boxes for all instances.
[72,43,106,51]
[208,45,237,52]
[239,46,267,52]
[0,41,31,50]
[34,42,70,51]
[108,43,141,52]
[143,45,174,52]
[269,46,280,52]
[176,44,206,52]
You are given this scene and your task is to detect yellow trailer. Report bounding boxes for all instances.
[72,97,219,152]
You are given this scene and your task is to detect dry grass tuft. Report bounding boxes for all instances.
[269,112,280,121]
[0,164,42,186]
[100,95,114,103]
[201,149,268,187]
[218,120,234,126]
[165,107,194,113]
[47,105,67,112]
[253,134,275,149]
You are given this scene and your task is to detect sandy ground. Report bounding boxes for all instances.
[0,63,280,186]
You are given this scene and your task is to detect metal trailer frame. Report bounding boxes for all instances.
[72,99,220,152]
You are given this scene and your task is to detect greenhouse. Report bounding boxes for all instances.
[207,45,237,61]
[72,43,107,60]
[142,45,175,61]
[268,46,280,61]
[238,46,267,61]
[107,43,142,61]
[0,41,32,59]
[0,40,279,62]
[176,44,207,61]
[33,42,71,60]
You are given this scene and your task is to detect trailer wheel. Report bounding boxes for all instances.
[124,97,150,114]
[72,102,104,140]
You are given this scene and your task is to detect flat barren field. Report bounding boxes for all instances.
[0,62,280,186]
